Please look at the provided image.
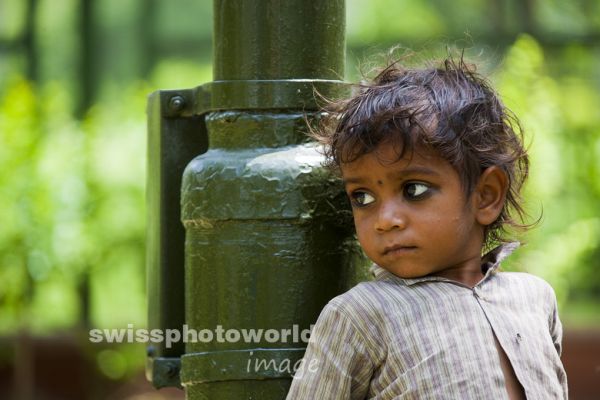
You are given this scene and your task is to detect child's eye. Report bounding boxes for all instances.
[350,191,376,207]
[404,183,430,199]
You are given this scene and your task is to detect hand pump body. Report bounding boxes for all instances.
[146,1,368,397]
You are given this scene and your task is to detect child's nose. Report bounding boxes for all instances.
[375,200,407,232]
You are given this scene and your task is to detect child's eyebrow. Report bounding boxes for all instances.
[343,166,441,186]
[342,176,366,185]
[389,166,441,179]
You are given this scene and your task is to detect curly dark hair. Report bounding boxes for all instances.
[313,55,531,248]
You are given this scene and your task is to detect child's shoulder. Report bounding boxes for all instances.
[495,270,559,302]
[323,279,401,321]
[496,269,555,290]
[314,280,395,342]
[330,278,398,304]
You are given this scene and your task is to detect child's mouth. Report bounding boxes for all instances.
[383,245,417,256]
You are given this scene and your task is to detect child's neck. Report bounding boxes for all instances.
[429,254,485,288]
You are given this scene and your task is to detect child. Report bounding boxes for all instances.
[286,56,568,399]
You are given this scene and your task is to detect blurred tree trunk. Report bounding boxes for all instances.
[78,271,91,330]
[77,0,94,331]
[140,0,157,79]
[14,1,39,386]
[23,0,38,82]
[78,0,95,118]
[514,0,536,34]
[489,0,506,35]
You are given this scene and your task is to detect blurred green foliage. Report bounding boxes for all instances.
[0,76,152,338]
[495,36,600,321]
[1,0,599,382]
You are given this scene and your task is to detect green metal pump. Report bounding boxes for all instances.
[146,1,368,398]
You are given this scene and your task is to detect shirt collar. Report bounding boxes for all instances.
[369,242,520,287]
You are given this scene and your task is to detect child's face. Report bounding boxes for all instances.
[341,144,486,283]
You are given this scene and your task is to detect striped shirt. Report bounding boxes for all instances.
[286,243,568,399]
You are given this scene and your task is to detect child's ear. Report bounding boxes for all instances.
[473,166,508,226]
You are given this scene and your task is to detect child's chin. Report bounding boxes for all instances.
[379,264,430,279]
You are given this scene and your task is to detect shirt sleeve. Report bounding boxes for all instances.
[286,303,377,400]
[548,287,563,357]
[546,283,569,399]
